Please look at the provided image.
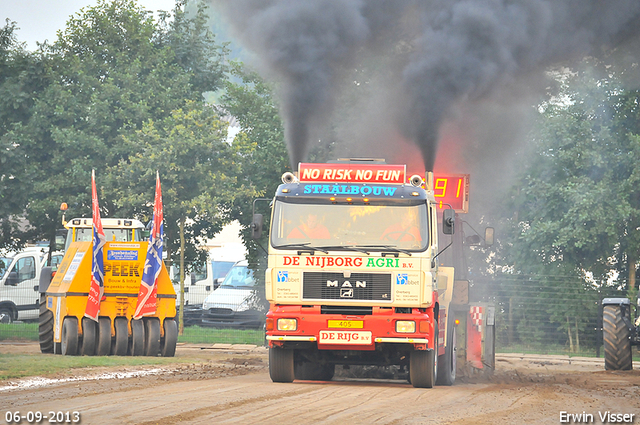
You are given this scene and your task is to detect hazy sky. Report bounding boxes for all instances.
[1,0,177,50]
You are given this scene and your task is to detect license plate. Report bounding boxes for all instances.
[318,330,372,345]
[327,320,363,329]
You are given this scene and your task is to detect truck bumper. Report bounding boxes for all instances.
[266,304,434,351]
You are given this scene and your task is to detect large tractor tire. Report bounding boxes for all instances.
[603,304,633,370]
[269,347,294,383]
[38,294,54,354]
[410,320,438,388]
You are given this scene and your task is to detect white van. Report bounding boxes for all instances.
[171,245,245,308]
[201,261,264,329]
[0,247,57,323]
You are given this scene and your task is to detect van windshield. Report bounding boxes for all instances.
[220,265,254,288]
[0,258,9,279]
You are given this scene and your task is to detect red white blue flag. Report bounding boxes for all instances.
[134,171,164,318]
[85,170,106,321]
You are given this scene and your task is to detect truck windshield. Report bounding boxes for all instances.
[271,201,429,252]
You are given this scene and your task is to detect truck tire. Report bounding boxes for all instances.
[269,347,294,382]
[161,319,178,357]
[410,320,438,388]
[61,317,79,356]
[130,319,145,356]
[437,321,456,385]
[39,294,54,354]
[80,318,96,356]
[113,317,129,356]
[144,318,161,357]
[96,317,111,356]
[603,304,633,370]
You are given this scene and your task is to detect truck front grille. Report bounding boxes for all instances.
[302,272,391,301]
[320,305,373,315]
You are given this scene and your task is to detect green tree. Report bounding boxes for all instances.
[7,0,228,254]
[222,64,289,298]
[490,59,640,351]
[0,20,47,250]
[112,101,250,332]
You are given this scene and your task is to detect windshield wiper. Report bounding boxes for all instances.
[317,245,371,255]
[273,243,329,254]
[354,245,413,256]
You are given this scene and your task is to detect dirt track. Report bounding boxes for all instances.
[1,344,638,425]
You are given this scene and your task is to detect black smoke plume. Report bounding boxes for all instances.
[213,0,640,171]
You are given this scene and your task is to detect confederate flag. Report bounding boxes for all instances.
[134,172,164,318]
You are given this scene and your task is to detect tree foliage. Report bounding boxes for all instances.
[479,56,640,352]
[0,0,230,266]
[222,63,289,291]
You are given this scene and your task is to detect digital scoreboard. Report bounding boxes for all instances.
[433,174,469,213]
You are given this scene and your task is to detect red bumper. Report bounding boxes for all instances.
[266,305,435,351]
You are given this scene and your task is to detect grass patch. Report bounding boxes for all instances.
[178,326,265,346]
[0,353,190,380]
[497,343,640,361]
[0,323,266,346]
[0,322,38,342]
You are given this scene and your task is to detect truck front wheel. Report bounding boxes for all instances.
[603,304,633,370]
[269,347,294,383]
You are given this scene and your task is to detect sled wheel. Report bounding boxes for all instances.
[161,319,178,357]
[144,318,161,357]
[80,318,97,356]
[113,317,129,356]
[96,317,112,356]
[61,317,79,356]
[130,319,145,356]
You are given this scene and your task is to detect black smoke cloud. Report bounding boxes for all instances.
[213,0,640,170]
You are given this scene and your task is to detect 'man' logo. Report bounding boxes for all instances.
[326,280,366,288]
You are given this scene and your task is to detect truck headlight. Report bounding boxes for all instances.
[396,320,416,333]
[277,318,297,331]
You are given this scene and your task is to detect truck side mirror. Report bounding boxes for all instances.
[442,209,455,235]
[484,227,495,246]
[252,213,264,239]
